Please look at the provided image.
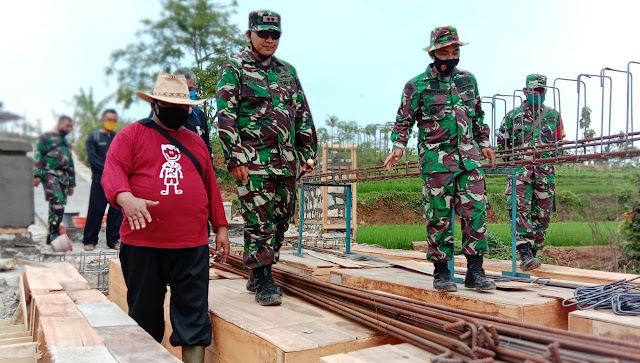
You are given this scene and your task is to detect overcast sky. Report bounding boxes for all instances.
[1,0,639,143]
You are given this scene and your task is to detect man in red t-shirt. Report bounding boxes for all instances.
[102,73,229,363]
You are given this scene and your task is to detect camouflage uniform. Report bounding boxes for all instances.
[34,132,76,235]
[391,26,491,263]
[497,74,564,251]
[216,10,317,269]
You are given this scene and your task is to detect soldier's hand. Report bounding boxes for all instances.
[68,187,74,196]
[384,149,404,171]
[481,147,496,168]
[230,166,249,184]
[301,163,314,173]
[116,192,160,230]
[214,226,230,264]
[33,177,41,187]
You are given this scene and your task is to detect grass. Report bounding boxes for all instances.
[356,222,621,250]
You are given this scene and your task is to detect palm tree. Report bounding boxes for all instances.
[316,127,329,146]
[325,115,339,145]
[72,88,114,163]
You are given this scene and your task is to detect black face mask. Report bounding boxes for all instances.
[154,103,189,130]
[433,54,459,76]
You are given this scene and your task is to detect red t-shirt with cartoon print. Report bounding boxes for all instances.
[101,121,228,249]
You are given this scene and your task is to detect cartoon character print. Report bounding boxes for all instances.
[159,144,183,195]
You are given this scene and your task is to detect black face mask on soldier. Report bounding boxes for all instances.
[433,53,459,76]
[154,102,189,130]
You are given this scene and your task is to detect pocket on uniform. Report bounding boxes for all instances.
[460,90,476,117]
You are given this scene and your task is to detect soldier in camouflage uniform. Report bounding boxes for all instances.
[497,74,565,271]
[385,26,496,292]
[33,115,76,244]
[216,10,317,306]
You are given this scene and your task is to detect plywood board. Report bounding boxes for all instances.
[95,325,181,363]
[321,343,433,363]
[45,262,90,291]
[307,251,365,269]
[347,245,423,261]
[331,268,573,329]
[211,268,243,280]
[569,309,640,342]
[207,279,395,363]
[454,256,640,285]
[24,267,63,295]
[38,317,103,347]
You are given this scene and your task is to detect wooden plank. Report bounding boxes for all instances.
[569,309,640,342]
[67,290,110,305]
[207,279,395,363]
[38,317,103,346]
[0,342,39,363]
[76,303,137,328]
[19,274,29,328]
[95,325,182,363]
[0,331,31,340]
[454,256,640,285]
[108,259,128,313]
[0,337,33,346]
[24,267,63,295]
[211,268,243,280]
[46,262,90,291]
[347,245,423,261]
[162,290,182,360]
[279,251,338,281]
[307,251,365,268]
[331,268,574,329]
[32,293,84,343]
[389,260,537,290]
[321,343,433,363]
[0,324,27,334]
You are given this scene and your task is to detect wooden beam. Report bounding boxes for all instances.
[569,309,640,342]
[38,317,103,347]
[23,267,63,296]
[45,262,90,291]
[66,290,109,305]
[0,342,39,363]
[108,259,128,313]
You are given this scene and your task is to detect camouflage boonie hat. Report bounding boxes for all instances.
[526,74,547,89]
[249,10,281,32]
[424,25,467,53]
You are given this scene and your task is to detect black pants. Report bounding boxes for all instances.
[83,179,122,247]
[119,244,212,346]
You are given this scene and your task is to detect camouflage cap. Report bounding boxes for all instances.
[526,74,547,89]
[249,10,281,32]
[424,26,467,53]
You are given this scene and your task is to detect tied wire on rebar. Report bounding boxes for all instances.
[562,276,640,314]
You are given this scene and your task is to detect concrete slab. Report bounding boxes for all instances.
[47,346,117,363]
[76,302,137,328]
[95,326,181,363]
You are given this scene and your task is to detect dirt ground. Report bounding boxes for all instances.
[358,199,423,226]
[541,245,628,272]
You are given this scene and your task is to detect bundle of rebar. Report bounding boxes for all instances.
[213,254,640,362]
[301,132,640,184]
[562,277,640,314]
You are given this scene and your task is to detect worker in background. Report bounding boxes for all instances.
[82,109,123,251]
[497,74,565,271]
[385,26,496,292]
[33,115,75,245]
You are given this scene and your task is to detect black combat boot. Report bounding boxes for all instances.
[464,255,496,291]
[47,225,60,245]
[433,262,457,292]
[518,243,541,271]
[246,270,257,293]
[254,265,282,306]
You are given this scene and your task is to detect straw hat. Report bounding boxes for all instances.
[136,73,205,106]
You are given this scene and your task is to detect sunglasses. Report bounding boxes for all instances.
[256,30,281,40]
